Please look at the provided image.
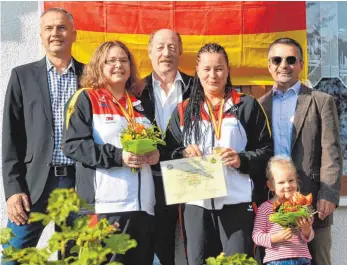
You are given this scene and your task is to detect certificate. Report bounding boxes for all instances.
[160,155,227,205]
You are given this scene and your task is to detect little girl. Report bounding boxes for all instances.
[252,156,314,265]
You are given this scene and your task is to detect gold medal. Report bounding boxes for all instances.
[213,146,222,155]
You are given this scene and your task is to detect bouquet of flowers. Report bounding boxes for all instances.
[269,192,314,228]
[120,122,166,171]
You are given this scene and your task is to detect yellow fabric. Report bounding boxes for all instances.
[72,29,307,85]
[65,88,91,130]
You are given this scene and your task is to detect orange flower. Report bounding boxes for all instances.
[88,214,98,228]
[134,123,145,134]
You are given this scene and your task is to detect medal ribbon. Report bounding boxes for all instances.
[206,99,225,141]
[112,91,135,125]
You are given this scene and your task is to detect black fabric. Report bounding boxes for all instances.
[183,203,255,265]
[153,204,179,265]
[98,211,155,265]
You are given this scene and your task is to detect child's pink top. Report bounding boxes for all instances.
[252,200,314,263]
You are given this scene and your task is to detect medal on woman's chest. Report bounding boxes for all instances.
[206,99,225,155]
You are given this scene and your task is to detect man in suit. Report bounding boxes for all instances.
[139,29,193,265]
[259,38,342,265]
[2,8,83,262]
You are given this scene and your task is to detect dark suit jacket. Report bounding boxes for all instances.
[139,71,193,205]
[259,84,343,226]
[2,57,84,205]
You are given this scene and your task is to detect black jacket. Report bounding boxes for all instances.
[2,57,84,204]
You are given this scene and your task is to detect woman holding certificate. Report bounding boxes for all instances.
[164,43,273,264]
[62,41,158,265]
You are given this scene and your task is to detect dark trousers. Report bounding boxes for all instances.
[98,211,154,265]
[3,167,75,265]
[153,203,180,265]
[184,203,255,265]
[308,226,332,265]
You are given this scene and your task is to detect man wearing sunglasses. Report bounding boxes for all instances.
[259,38,342,265]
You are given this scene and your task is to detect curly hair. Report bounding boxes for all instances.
[182,43,233,145]
[80,41,139,93]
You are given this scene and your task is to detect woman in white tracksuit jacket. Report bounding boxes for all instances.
[63,41,158,265]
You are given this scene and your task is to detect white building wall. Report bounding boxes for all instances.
[0,2,346,265]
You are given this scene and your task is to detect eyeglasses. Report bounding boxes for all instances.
[269,56,300,66]
[105,58,129,65]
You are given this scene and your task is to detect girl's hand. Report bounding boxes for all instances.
[122,151,147,168]
[218,148,241,168]
[270,228,293,243]
[183,144,202,158]
[145,150,160,165]
[297,217,313,238]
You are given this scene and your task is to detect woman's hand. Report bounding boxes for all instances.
[218,148,241,168]
[183,144,202,158]
[145,150,160,165]
[297,217,313,239]
[122,151,147,168]
[271,228,293,243]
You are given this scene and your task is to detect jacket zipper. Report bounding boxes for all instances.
[211,130,216,211]
[138,171,142,211]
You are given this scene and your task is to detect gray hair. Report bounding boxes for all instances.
[148,29,183,55]
[41,7,74,24]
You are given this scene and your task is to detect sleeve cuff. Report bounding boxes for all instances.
[317,189,340,206]
[5,183,24,201]
[237,152,249,173]
[114,148,123,166]
[300,228,314,243]
[172,147,185,159]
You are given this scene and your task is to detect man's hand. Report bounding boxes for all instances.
[218,148,241,168]
[7,193,30,225]
[270,228,293,243]
[317,199,336,220]
[145,150,160,165]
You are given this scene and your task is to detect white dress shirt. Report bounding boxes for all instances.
[152,71,184,134]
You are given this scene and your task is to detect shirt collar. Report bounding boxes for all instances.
[46,57,75,73]
[152,71,183,86]
[272,80,301,97]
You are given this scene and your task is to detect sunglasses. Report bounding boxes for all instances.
[269,56,299,66]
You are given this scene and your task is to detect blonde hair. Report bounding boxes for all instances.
[80,41,139,92]
[266,155,297,181]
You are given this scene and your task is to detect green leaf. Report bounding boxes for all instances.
[1,189,137,265]
[205,253,258,265]
[103,234,137,254]
[0,228,16,244]
[28,212,50,225]
[205,257,219,265]
[70,245,80,254]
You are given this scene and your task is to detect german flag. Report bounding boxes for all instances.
[43,1,307,85]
